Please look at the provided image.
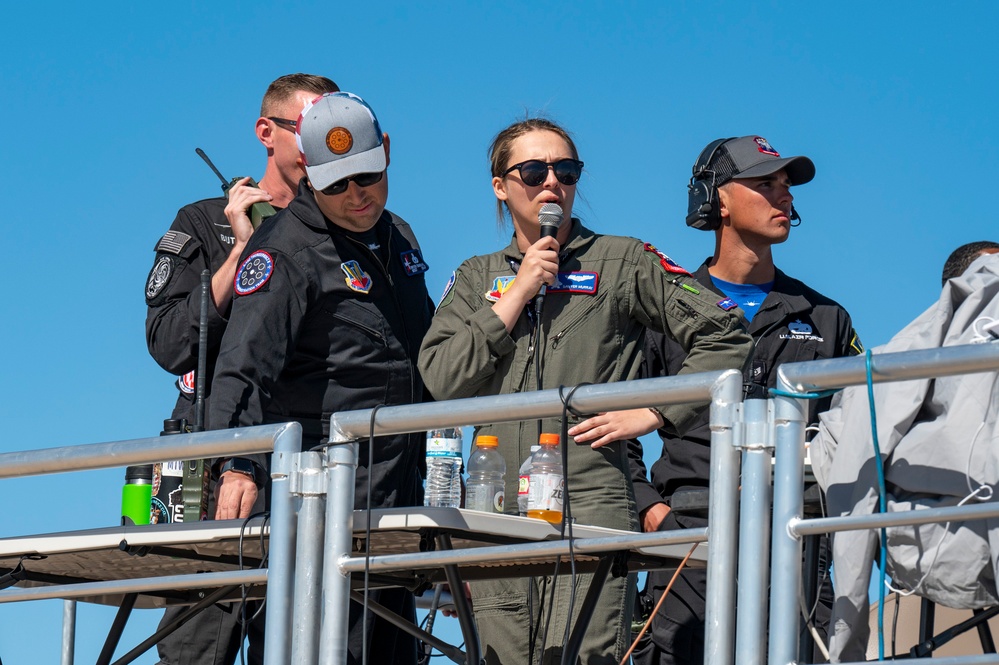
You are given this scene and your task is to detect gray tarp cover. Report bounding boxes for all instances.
[811,254,999,662]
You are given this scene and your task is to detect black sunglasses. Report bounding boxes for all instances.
[502,159,584,187]
[268,117,298,130]
[320,171,384,196]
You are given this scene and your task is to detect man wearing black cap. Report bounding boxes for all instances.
[623,136,861,665]
[209,91,433,664]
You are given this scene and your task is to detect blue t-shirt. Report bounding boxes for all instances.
[710,275,774,322]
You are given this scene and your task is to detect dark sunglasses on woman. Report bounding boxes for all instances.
[502,159,584,187]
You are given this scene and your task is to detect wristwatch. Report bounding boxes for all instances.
[219,457,263,487]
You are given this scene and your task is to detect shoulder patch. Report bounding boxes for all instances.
[155,230,193,255]
[849,329,864,355]
[234,251,274,296]
[399,249,429,276]
[178,370,195,395]
[643,243,691,276]
[146,255,174,300]
[436,271,457,312]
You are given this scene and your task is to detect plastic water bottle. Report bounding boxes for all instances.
[527,433,564,524]
[465,435,506,513]
[424,427,462,508]
[517,445,541,516]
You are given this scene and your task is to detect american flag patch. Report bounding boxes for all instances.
[155,231,193,255]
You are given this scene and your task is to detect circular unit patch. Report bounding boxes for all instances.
[326,127,353,154]
[234,251,275,296]
[146,255,174,299]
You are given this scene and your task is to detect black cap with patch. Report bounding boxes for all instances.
[708,136,815,186]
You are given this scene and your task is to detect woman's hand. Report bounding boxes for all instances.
[492,236,559,332]
[568,408,664,449]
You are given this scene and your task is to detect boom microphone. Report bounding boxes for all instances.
[535,203,564,315]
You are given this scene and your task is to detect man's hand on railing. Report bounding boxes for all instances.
[215,472,258,520]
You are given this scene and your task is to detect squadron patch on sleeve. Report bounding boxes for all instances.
[849,329,864,355]
[234,251,274,296]
[155,230,193,255]
[399,249,429,276]
[643,243,691,276]
[178,370,195,395]
[146,255,174,300]
[436,271,457,312]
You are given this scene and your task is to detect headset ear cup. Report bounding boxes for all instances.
[686,180,720,230]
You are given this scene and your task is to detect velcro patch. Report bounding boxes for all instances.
[399,249,429,276]
[146,255,174,300]
[547,271,599,294]
[485,275,516,302]
[643,243,691,276]
[234,251,274,296]
[754,136,780,156]
[178,370,195,394]
[717,298,738,311]
[849,329,864,355]
[436,271,456,312]
[155,230,193,255]
[342,260,373,294]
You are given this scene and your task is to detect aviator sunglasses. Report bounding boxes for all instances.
[502,159,584,187]
[321,171,385,196]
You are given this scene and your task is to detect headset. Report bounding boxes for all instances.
[685,137,802,230]
[685,138,734,231]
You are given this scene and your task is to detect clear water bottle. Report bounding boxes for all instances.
[527,433,564,524]
[424,427,462,508]
[517,445,541,516]
[465,435,506,513]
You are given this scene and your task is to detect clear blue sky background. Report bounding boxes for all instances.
[2,2,998,662]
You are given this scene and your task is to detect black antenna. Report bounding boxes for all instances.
[195,148,229,192]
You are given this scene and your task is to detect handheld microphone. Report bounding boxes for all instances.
[535,203,564,315]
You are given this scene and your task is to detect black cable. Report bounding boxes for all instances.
[362,404,384,665]
[891,592,900,659]
[235,510,269,665]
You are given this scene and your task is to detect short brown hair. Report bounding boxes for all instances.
[488,117,580,225]
[260,73,339,117]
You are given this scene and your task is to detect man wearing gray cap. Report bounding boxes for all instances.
[573,136,862,665]
[210,91,433,664]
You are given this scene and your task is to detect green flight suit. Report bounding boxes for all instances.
[418,221,751,665]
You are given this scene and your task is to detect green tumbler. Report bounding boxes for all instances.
[122,465,154,526]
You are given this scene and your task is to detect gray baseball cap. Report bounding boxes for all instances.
[295,92,386,192]
[709,136,815,186]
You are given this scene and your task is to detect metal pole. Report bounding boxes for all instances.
[319,441,359,665]
[328,373,728,441]
[735,398,772,665]
[263,422,303,665]
[61,599,76,665]
[777,342,999,393]
[291,451,327,665]
[767,385,808,665]
[792,500,999,537]
[704,369,743,665]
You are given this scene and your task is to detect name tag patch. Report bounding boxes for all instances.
[399,249,429,276]
[547,271,599,294]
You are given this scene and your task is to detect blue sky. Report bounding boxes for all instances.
[2,1,998,662]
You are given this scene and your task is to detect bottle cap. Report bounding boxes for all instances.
[475,435,499,447]
[539,433,560,446]
[125,465,154,483]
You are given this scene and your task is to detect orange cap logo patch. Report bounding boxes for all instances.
[326,127,353,155]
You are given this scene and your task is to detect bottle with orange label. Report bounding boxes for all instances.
[527,433,564,524]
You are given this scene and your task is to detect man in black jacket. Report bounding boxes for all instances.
[575,136,861,665]
[144,74,339,665]
[209,91,434,665]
